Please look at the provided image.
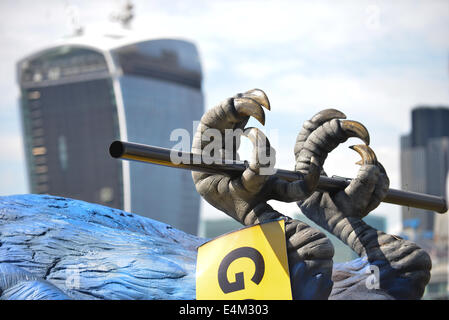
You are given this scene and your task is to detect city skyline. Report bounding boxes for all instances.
[1,1,449,234]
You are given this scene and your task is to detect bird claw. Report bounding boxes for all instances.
[234,97,266,125]
[243,127,271,151]
[237,88,271,110]
[340,120,370,145]
[349,144,378,165]
[295,109,373,180]
[304,109,347,130]
[234,88,271,125]
[242,127,275,174]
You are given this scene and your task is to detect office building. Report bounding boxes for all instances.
[400,106,449,299]
[400,107,449,242]
[17,35,204,234]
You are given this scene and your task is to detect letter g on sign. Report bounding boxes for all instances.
[196,219,292,300]
[218,247,265,294]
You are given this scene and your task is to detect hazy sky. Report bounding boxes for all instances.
[0,0,448,233]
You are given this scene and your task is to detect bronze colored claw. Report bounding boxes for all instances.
[243,127,274,170]
[234,97,266,125]
[349,144,378,165]
[243,127,271,151]
[340,120,370,145]
[242,88,271,110]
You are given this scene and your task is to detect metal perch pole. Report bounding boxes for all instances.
[109,140,448,214]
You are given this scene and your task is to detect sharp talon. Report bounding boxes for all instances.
[349,144,378,165]
[234,97,266,125]
[243,127,272,168]
[243,88,271,110]
[243,127,271,150]
[311,109,346,124]
[340,120,370,145]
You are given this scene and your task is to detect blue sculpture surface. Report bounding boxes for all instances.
[0,194,427,300]
[0,194,204,300]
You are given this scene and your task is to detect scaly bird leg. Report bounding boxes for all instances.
[192,90,335,299]
[296,116,431,299]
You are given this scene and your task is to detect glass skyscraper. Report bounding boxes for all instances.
[400,106,449,299]
[401,107,449,237]
[17,36,204,234]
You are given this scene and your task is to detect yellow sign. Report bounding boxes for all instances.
[196,219,292,300]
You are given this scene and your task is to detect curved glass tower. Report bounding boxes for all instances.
[17,36,203,234]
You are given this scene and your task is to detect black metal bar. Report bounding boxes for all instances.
[109,140,448,214]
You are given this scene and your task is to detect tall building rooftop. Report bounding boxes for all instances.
[410,107,449,148]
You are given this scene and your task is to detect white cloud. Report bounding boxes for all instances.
[0,134,28,196]
[256,70,449,134]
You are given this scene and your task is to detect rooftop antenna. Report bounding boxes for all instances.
[110,0,134,30]
[65,3,84,37]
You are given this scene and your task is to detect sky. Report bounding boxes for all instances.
[0,0,448,234]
